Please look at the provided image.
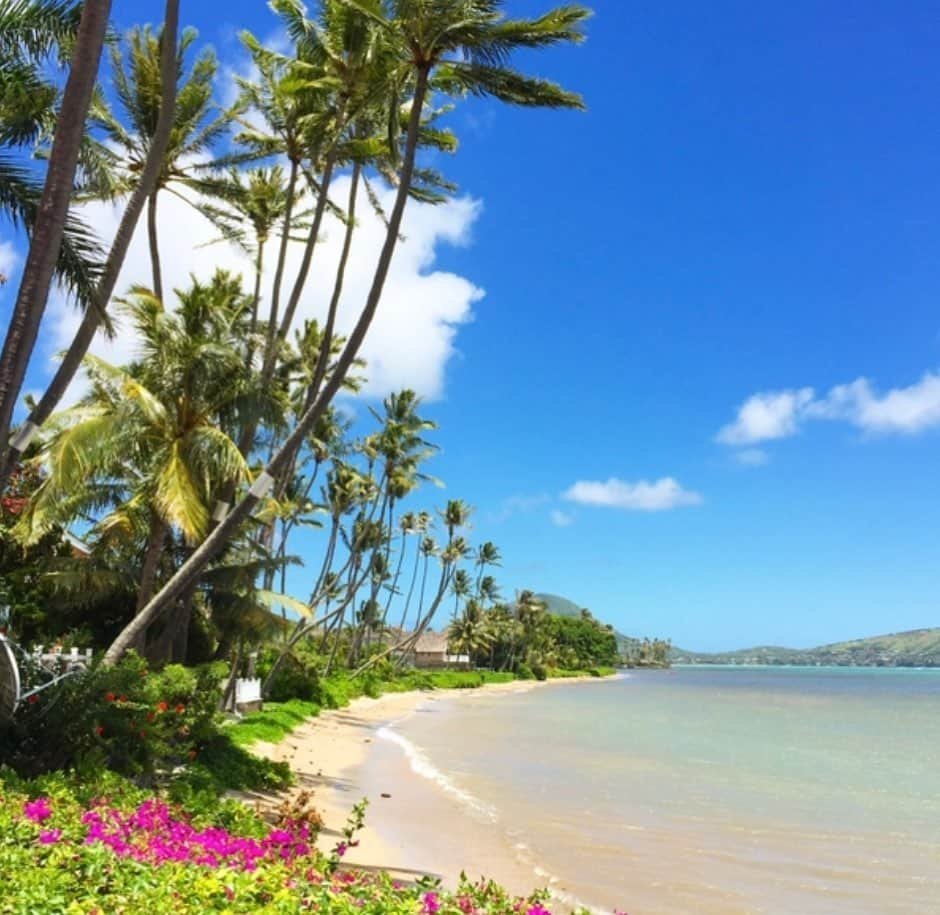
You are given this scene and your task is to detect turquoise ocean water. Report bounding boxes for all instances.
[374,668,940,914]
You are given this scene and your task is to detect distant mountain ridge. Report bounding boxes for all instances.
[674,627,940,668]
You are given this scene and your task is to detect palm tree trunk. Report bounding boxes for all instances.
[103,67,433,666]
[137,515,168,612]
[0,0,181,487]
[245,240,265,365]
[303,162,361,405]
[398,539,421,634]
[0,0,112,478]
[147,190,163,300]
[265,158,299,360]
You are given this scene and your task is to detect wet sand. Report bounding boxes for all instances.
[248,677,599,896]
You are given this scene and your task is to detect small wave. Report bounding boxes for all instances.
[376,726,498,823]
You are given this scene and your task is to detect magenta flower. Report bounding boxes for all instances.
[38,829,62,845]
[423,892,441,915]
[527,906,552,915]
[23,797,52,823]
[336,842,348,857]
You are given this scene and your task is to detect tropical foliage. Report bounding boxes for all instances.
[0,3,619,910]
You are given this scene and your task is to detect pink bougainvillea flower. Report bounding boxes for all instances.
[38,829,62,845]
[423,892,441,915]
[336,842,348,857]
[23,797,52,823]
[527,906,552,915]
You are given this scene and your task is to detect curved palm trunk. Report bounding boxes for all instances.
[397,538,421,634]
[1,0,181,486]
[137,515,168,613]
[0,0,112,478]
[147,190,163,300]
[103,68,432,666]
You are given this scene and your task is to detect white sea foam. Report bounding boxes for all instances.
[376,725,499,823]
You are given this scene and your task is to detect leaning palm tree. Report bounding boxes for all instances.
[103,0,589,665]
[87,23,241,300]
[0,0,112,477]
[1,0,182,489]
[0,0,103,303]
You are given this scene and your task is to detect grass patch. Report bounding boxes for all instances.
[232,668,616,749]
[228,700,321,747]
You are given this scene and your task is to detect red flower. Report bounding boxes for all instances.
[118,695,127,703]
[188,750,197,760]
[105,692,116,702]
[175,704,185,714]
[27,694,38,705]
[156,701,168,713]
[146,711,155,722]
[95,725,105,737]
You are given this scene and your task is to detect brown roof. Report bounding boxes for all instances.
[413,631,449,653]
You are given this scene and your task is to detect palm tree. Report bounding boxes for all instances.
[474,540,501,596]
[18,273,251,614]
[451,567,472,620]
[104,0,588,665]
[192,165,305,346]
[449,597,493,664]
[0,0,104,303]
[0,0,112,479]
[88,22,239,300]
[2,0,182,489]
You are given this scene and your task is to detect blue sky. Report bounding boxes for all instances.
[5,1,940,650]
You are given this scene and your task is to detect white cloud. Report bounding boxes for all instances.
[718,370,940,454]
[563,477,703,512]
[40,175,483,405]
[716,388,814,445]
[810,373,940,435]
[734,448,769,467]
[549,509,573,527]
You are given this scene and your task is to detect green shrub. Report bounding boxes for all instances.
[0,655,225,780]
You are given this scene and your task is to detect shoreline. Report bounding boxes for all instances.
[249,675,607,894]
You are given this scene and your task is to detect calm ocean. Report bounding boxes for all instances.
[372,668,940,914]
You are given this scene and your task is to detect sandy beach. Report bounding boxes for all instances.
[247,677,600,898]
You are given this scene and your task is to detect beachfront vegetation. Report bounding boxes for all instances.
[0,1,613,911]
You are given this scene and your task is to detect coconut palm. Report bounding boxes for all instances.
[0,0,103,302]
[474,540,501,596]
[0,0,112,477]
[192,165,305,346]
[2,1,182,492]
[449,597,493,663]
[88,22,239,300]
[104,0,588,665]
[17,273,252,612]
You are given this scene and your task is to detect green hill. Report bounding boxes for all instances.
[534,593,641,656]
[673,627,940,667]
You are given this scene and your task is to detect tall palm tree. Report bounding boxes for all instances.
[0,0,112,478]
[192,165,306,346]
[17,273,252,612]
[0,0,104,303]
[88,22,239,300]
[104,0,589,666]
[474,540,501,596]
[2,0,182,489]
